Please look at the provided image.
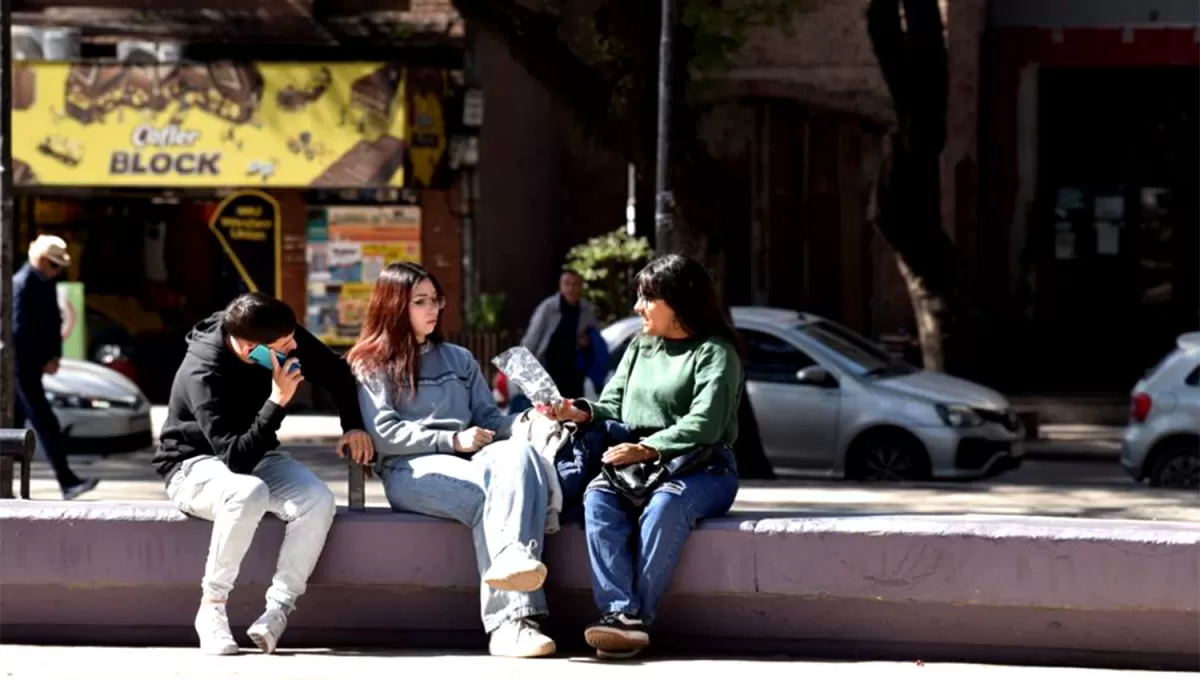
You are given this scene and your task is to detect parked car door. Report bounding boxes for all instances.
[740,328,841,469]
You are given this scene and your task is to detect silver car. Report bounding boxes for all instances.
[43,358,153,455]
[601,307,1025,481]
[1121,333,1200,489]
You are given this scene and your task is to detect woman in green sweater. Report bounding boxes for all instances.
[547,254,744,659]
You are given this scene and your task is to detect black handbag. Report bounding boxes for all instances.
[593,336,726,505]
[601,446,718,505]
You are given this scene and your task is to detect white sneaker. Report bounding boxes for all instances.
[246,608,288,654]
[194,603,239,656]
[483,541,547,592]
[488,618,556,658]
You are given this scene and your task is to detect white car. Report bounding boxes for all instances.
[1121,333,1199,489]
[42,358,153,455]
[601,307,1025,481]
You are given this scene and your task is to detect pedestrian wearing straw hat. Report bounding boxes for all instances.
[11,234,97,499]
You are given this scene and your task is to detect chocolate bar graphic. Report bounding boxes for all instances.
[12,158,38,185]
[350,65,402,121]
[123,60,178,112]
[276,67,332,112]
[166,63,264,124]
[64,64,127,123]
[61,56,266,126]
[310,135,406,187]
[13,65,35,110]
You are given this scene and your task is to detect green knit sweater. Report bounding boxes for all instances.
[584,334,743,460]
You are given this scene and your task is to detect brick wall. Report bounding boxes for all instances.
[722,0,893,123]
[273,190,309,323]
[420,187,463,333]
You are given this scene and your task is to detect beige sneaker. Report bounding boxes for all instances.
[194,604,239,656]
[483,541,547,592]
[488,618,556,658]
[246,608,288,654]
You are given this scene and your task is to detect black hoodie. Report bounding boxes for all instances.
[152,312,366,483]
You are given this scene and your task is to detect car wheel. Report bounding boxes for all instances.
[1148,442,1199,490]
[848,430,931,482]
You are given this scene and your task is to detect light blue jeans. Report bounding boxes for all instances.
[166,453,337,613]
[379,438,551,633]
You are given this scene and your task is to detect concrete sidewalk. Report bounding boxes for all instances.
[150,408,1126,458]
[31,448,1200,521]
[0,647,1189,680]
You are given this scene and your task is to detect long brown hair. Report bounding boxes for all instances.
[347,261,444,399]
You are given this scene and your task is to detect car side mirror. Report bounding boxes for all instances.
[795,366,835,387]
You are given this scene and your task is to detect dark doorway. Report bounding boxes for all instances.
[1032,66,1199,392]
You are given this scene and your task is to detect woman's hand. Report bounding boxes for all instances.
[602,442,658,466]
[454,427,495,453]
[537,399,590,424]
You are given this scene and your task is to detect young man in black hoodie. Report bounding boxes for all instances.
[153,293,373,656]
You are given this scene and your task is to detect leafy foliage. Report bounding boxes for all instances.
[464,292,506,332]
[565,228,653,324]
[681,0,800,76]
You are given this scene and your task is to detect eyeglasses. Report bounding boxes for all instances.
[412,296,447,310]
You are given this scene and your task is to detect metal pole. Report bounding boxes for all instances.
[0,0,16,429]
[625,164,636,237]
[653,0,675,256]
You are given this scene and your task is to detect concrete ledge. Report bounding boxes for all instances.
[1,501,1197,669]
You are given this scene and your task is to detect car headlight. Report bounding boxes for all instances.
[46,392,115,409]
[936,404,983,428]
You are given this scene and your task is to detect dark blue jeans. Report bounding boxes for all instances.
[552,420,612,524]
[15,369,81,491]
[579,421,739,625]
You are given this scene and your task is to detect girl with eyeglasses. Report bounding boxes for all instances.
[348,261,558,658]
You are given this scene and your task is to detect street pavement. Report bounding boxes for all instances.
[8,408,1189,520]
[0,646,1193,680]
[25,442,1199,522]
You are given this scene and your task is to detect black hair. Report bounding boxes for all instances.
[635,254,744,358]
[222,292,297,345]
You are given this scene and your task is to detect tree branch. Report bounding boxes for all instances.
[904,0,948,152]
[451,0,627,148]
[866,0,908,122]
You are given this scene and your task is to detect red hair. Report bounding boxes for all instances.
[346,262,444,399]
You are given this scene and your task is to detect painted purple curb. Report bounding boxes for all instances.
[1,500,1197,667]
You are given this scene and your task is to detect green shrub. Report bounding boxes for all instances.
[464,292,505,332]
[565,228,653,324]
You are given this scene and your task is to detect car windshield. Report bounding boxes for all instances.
[795,319,911,377]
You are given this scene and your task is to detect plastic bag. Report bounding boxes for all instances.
[492,346,562,406]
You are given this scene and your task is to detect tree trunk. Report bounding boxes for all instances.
[867,0,973,371]
[897,259,945,372]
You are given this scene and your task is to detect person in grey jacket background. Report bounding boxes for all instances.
[350,262,557,659]
[520,270,599,398]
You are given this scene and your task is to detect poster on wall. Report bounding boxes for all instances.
[306,205,422,345]
[208,189,282,296]
[56,281,86,361]
[9,60,447,188]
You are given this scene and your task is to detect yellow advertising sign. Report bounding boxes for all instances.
[12,62,411,187]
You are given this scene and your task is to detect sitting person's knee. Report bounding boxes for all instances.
[222,476,270,511]
[302,482,337,518]
[583,487,619,512]
[491,439,542,474]
[640,488,695,529]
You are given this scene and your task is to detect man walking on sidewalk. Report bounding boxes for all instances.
[521,270,599,398]
[153,293,374,656]
[12,235,96,500]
